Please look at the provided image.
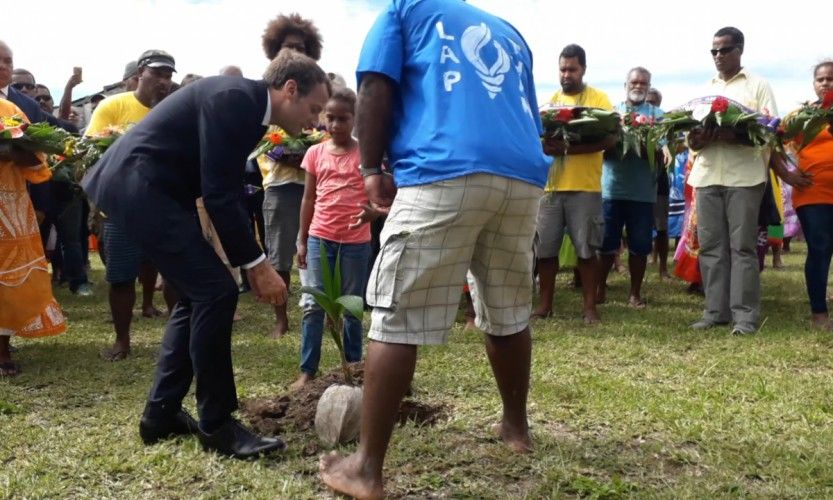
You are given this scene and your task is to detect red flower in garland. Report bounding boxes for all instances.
[554,108,574,123]
[268,132,283,145]
[710,96,729,113]
[821,90,833,110]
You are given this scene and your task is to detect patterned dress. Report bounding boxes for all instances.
[0,99,66,338]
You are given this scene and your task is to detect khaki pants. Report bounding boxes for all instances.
[695,184,765,330]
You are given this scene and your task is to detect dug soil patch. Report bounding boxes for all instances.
[241,362,446,444]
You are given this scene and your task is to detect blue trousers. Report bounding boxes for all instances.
[300,236,370,375]
[796,204,833,314]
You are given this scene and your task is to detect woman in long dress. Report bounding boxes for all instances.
[0,99,66,376]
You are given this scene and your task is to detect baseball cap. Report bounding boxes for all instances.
[123,60,138,80]
[137,50,177,72]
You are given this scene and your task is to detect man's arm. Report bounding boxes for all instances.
[356,72,397,207]
[770,151,812,189]
[296,171,317,269]
[59,69,82,120]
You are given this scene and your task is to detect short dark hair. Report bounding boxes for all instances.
[813,59,833,77]
[12,67,34,81]
[328,87,357,114]
[263,48,331,97]
[560,44,586,67]
[262,13,323,61]
[34,83,49,91]
[627,66,651,81]
[714,27,744,49]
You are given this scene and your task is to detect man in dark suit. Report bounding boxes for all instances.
[82,49,331,458]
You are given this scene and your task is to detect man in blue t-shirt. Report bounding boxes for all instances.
[598,67,665,308]
[319,1,551,497]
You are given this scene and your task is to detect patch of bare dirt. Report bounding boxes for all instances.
[241,361,447,449]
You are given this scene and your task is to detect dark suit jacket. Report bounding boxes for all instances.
[81,76,270,267]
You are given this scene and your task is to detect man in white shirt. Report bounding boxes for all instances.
[687,26,778,335]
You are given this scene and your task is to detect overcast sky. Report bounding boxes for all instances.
[4,0,830,114]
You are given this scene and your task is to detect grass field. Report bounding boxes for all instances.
[2,245,833,498]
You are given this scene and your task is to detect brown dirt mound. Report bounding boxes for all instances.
[241,362,446,443]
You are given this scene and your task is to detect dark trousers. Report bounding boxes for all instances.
[796,204,833,314]
[123,192,240,429]
[55,194,89,291]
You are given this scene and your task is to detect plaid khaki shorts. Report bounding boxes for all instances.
[366,173,542,345]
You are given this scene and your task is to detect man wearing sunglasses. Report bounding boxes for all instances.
[34,84,54,114]
[11,68,37,98]
[686,26,778,336]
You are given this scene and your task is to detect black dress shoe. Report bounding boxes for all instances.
[198,419,285,459]
[139,409,199,445]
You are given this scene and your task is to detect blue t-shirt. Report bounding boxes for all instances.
[356,0,551,188]
[602,101,665,203]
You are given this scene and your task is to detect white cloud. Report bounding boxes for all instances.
[3,0,830,115]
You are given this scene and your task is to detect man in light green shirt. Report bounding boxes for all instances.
[687,26,777,335]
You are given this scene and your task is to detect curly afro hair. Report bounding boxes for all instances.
[262,13,323,62]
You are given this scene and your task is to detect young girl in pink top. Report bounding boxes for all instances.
[294,88,373,388]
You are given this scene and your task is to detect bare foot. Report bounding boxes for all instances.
[658,271,671,281]
[811,314,832,331]
[233,309,243,322]
[100,344,130,361]
[142,306,163,318]
[290,372,313,391]
[319,452,384,500]
[270,319,289,339]
[583,309,601,325]
[628,296,647,309]
[271,304,289,339]
[530,309,552,321]
[463,316,477,331]
[490,422,533,453]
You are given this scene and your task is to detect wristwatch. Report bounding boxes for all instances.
[359,165,384,178]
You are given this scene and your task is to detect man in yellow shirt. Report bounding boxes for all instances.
[534,44,618,324]
[687,27,777,335]
[86,49,176,360]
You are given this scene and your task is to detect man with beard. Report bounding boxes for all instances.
[686,27,777,335]
[85,49,177,360]
[533,44,617,324]
[597,67,664,308]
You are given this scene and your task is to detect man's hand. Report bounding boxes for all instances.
[687,127,714,151]
[246,260,287,305]
[543,137,568,156]
[348,202,389,230]
[365,172,396,208]
[296,241,308,269]
[781,169,813,189]
[66,67,82,89]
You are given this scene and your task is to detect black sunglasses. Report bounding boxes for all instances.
[35,95,52,102]
[710,46,737,56]
[12,82,35,90]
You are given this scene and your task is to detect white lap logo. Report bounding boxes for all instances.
[461,23,511,99]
